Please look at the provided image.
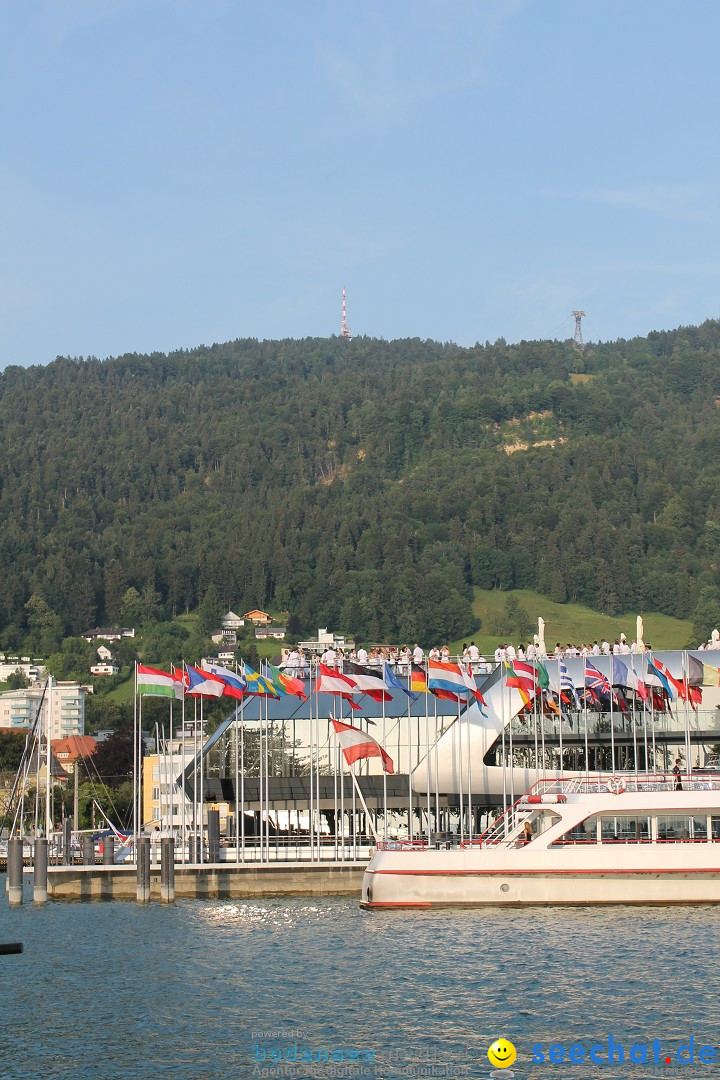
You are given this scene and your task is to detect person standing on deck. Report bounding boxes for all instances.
[673,759,683,791]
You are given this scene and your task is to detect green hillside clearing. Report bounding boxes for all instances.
[448,588,693,655]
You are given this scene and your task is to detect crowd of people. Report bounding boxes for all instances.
[493,634,648,662]
[280,642,488,677]
[280,630,720,678]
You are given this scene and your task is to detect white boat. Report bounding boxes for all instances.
[361,774,720,907]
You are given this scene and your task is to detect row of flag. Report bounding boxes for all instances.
[136,661,307,702]
[135,662,398,774]
[504,655,717,713]
[135,658,488,710]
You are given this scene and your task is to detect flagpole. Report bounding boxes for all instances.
[649,653,657,773]
[181,679,187,863]
[435,693,443,836]
[158,721,163,833]
[265,689,270,863]
[347,759,378,844]
[133,662,138,848]
[609,657,616,775]
[583,659,589,782]
[424,679,430,843]
[138,688,144,849]
[682,650,691,779]
[349,699,356,858]
[315,678,322,862]
[500,664,508,825]
[234,691,240,865]
[199,697,204,864]
[333,712,339,858]
[311,659,317,861]
[455,695,464,844]
[466,685,473,842]
[507,673,515,812]
[382,687,388,840]
[556,657,563,780]
[631,671,639,788]
[240,677,246,863]
[638,657,649,776]
[407,667,413,842]
[339,724,346,860]
[192,694,198,861]
[533,662,539,778]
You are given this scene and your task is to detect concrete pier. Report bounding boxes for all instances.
[102,836,115,865]
[43,862,365,902]
[7,838,23,906]
[160,837,175,903]
[33,838,48,904]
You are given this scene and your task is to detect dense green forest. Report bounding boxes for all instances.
[1,320,720,652]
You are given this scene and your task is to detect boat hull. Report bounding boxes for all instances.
[361,850,720,907]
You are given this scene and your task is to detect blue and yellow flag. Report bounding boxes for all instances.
[243,663,280,698]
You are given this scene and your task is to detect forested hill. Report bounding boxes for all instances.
[2,320,720,649]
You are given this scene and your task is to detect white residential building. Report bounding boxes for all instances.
[0,660,45,682]
[0,682,86,740]
[221,611,245,630]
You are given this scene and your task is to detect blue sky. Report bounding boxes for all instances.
[2,0,719,366]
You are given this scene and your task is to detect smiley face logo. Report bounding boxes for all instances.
[487,1039,517,1069]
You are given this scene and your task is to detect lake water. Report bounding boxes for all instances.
[1,895,719,1079]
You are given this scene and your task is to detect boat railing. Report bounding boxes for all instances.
[466,795,533,848]
[527,774,720,796]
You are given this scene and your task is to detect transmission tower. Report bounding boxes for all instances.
[341,287,351,339]
[572,310,586,350]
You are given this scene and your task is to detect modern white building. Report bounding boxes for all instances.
[0,682,86,740]
[0,659,46,682]
[298,628,354,654]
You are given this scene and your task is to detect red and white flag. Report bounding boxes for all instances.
[461,665,486,706]
[317,663,362,710]
[330,717,394,774]
[171,665,187,700]
[343,661,392,702]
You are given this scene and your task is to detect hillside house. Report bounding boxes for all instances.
[221,611,245,630]
[243,609,272,625]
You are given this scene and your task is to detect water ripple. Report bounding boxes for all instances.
[1,898,719,1078]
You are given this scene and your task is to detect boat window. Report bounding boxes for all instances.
[532,810,560,835]
[553,815,599,844]
[600,816,651,843]
[711,817,720,840]
[657,815,707,841]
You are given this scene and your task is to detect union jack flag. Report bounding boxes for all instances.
[585,661,613,699]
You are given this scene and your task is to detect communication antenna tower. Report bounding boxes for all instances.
[341,287,352,339]
[572,310,586,350]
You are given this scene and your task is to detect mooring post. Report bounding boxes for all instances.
[82,835,95,866]
[8,837,23,906]
[63,817,72,865]
[160,837,175,903]
[136,836,150,902]
[33,838,48,904]
[102,835,115,865]
[207,809,220,864]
